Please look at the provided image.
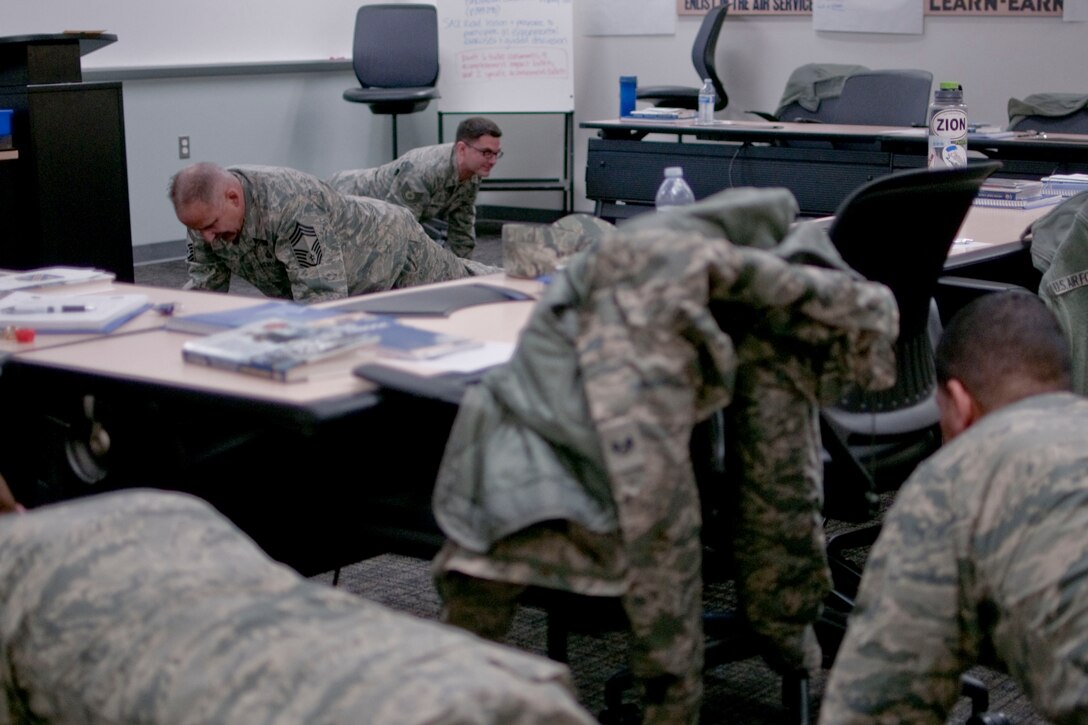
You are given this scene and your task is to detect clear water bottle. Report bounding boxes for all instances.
[697,78,716,125]
[927,82,968,169]
[655,166,696,210]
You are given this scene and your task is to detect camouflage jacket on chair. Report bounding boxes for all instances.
[433,187,899,720]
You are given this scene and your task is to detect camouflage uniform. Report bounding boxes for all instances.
[328,144,481,258]
[433,188,899,723]
[185,165,495,303]
[1030,191,1088,395]
[820,391,1088,724]
[501,213,616,278]
[0,489,596,725]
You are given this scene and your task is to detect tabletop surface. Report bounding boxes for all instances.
[4,274,544,412]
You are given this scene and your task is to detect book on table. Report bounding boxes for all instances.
[328,282,535,318]
[181,314,484,382]
[627,107,697,120]
[0,266,115,293]
[0,291,150,333]
[972,194,1062,210]
[165,300,345,334]
[1041,174,1088,198]
[976,177,1045,201]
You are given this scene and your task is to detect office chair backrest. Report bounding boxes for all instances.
[829,161,1001,410]
[352,4,439,89]
[780,69,932,126]
[693,5,729,111]
[635,5,728,112]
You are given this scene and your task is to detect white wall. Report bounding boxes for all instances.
[99,9,1088,250]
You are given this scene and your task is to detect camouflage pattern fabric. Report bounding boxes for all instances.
[1030,191,1088,395]
[434,187,899,723]
[820,391,1088,724]
[327,144,481,258]
[502,214,616,279]
[185,165,496,303]
[0,489,596,725]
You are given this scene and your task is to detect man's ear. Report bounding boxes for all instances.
[941,378,982,440]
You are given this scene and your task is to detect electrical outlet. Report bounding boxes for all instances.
[178,136,190,159]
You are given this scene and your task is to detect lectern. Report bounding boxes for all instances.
[0,34,134,281]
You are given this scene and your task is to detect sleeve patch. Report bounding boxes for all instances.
[289,223,324,268]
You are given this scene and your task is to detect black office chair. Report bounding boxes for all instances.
[1008,92,1088,133]
[820,161,1003,598]
[343,3,441,160]
[819,163,1017,725]
[636,5,728,112]
[777,69,932,126]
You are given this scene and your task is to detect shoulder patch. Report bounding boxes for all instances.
[1048,269,1088,297]
[289,223,324,268]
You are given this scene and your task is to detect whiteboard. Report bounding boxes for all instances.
[5,0,574,112]
[3,1,362,68]
[435,0,574,113]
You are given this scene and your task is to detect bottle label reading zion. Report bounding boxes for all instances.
[929,109,967,168]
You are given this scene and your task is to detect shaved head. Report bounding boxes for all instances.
[169,163,246,244]
[168,162,234,209]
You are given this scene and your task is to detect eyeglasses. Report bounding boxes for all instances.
[465,143,504,161]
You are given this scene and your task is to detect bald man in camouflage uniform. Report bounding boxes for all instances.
[170,162,496,304]
[820,291,1088,724]
[433,188,900,723]
[328,117,503,259]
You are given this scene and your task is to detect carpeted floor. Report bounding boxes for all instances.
[134,226,1046,724]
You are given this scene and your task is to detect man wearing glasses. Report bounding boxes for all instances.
[329,117,503,259]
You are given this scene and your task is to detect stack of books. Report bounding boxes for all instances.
[1041,173,1088,198]
[973,178,1062,210]
[627,107,697,121]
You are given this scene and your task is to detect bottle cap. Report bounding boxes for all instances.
[664,166,683,177]
[939,82,962,91]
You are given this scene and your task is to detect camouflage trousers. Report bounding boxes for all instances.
[437,566,700,722]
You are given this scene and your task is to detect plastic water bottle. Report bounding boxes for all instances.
[927,82,968,169]
[619,75,637,117]
[697,78,716,125]
[655,167,696,210]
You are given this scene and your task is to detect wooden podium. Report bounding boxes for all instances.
[0,34,134,281]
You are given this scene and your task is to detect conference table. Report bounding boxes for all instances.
[0,274,543,574]
[0,205,1042,574]
[581,117,1088,218]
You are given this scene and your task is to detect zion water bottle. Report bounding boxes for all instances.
[928,82,968,169]
[697,78,716,125]
[655,167,696,210]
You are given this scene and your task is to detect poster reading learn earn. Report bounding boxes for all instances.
[678,0,1061,14]
[437,0,575,113]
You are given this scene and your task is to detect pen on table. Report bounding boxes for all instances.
[0,304,95,314]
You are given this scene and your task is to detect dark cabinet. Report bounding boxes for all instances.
[0,34,134,281]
